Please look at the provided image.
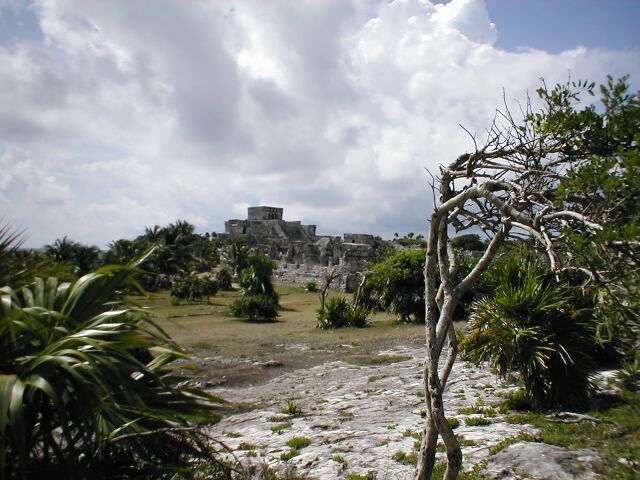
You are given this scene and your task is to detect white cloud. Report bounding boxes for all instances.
[0,0,638,247]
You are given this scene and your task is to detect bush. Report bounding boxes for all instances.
[303,281,318,292]
[0,262,223,479]
[366,249,426,323]
[461,253,597,411]
[229,294,279,322]
[216,267,233,290]
[171,274,218,302]
[316,297,370,329]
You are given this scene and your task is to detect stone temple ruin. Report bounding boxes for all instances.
[225,206,381,291]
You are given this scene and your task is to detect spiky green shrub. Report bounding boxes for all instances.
[229,294,279,322]
[0,255,225,479]
[316,297,369,329]
[461,253,597,411]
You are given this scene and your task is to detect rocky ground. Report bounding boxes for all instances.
[208,345,565,479]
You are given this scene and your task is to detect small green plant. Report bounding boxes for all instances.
[447,417,460,429]
[618,355,640,392]
[332,454,347,464]
[458,405,497,417]
[280,450,300,461]
[346,471,377,480]
[238,441,257,450]
[465,417,491,427]
[281,401,302,417]
[316,297,369,329]
[498,389,531,412]
[269,414,290,422]
[271,422,293,434]
[304,281,318,292]
[391,450,417,466]
[286,436,311,449]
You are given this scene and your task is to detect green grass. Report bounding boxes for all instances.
[238,441,257,450]
[391,450,418,466]
[458,405,497,417]
[271,422,293,434]
[464,417,491,426]
[345,354,411,366]
[280,450,300,461]
[332,454,347,464]
[447,417,460,429]
[134,284,420,363]
[285,436,312,449]
[500,391,640,479]
[345,472,377,480]
[280,401,303,417]
[269,414,290,422]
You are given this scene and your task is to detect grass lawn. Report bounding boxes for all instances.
[128,282,424,385]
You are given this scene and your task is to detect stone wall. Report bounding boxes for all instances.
[275,263,358,292]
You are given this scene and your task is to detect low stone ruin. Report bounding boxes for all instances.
[224,206,383,291]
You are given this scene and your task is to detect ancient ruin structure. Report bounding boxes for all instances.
[224,206,382,291]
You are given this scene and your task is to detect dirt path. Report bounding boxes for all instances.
[209,345,534,479]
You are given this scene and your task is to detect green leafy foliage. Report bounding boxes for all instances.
[303,281,318,292]
[450,234,484,252]
[316,297,369,329]
[104,221,220,291]
[462,253,597,411]
[171,274,218,303]
[229,294,279,322]
[45,236,101,275]
[533,76,640,358]
[0,254,224,479]
[222,239,252,279]
[240,255,279,303]
[363,249,426,323]
[215,267,233,290]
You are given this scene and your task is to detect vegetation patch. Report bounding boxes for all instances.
[238,441,258,451]
[464,417,492,427]
[345,472,377,480]
[346,354,410,366]
[271,422,293,434]
[280,450,301,461]
[391,450,418,466]
[458,405,497,417]
[285,436,312,449]
[447,417,461,429]
[280,401,302,417]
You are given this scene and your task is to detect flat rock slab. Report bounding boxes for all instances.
[209,346,537,479]
[482,441,601,480]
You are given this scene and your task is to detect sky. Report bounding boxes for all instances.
[1,0,639,248]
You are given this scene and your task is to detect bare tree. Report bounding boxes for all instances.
[318,265,343,311]
[414,92,612,479]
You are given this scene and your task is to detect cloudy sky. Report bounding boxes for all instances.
[2,0,639,248]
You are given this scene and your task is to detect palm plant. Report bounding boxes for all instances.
[0,251,226,479]
[222,240,251,280]
[462,253,597,411]
[0,222,35,288]
[44,236,101,275]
